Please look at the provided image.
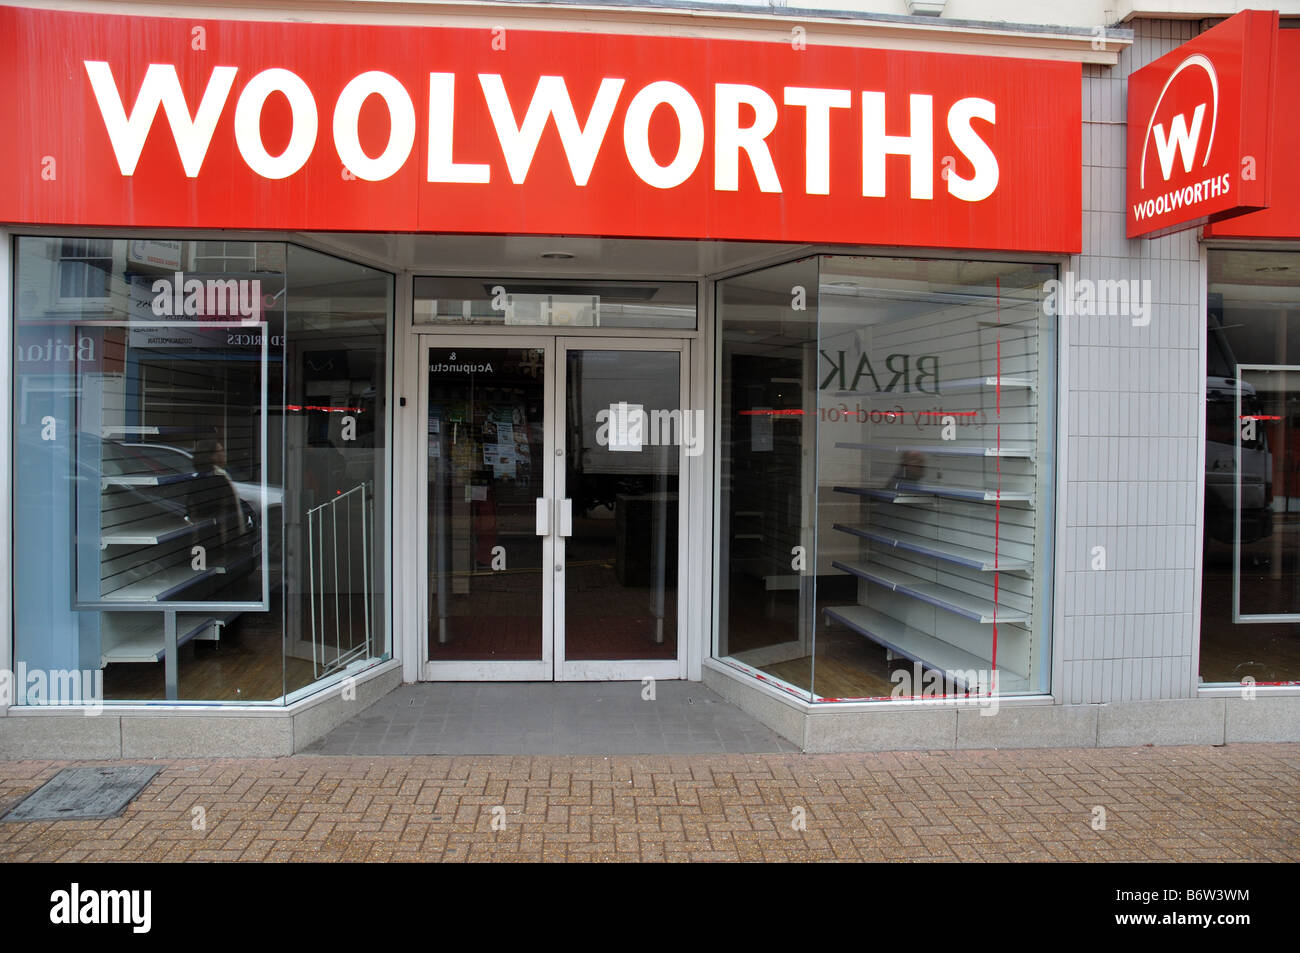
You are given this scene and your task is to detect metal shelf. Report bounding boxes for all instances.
[823,605,1002,688]
[834,483,1034,504]
[835,441,1033,458]
[99,612,235,664]
[833,523,1030,571]
[100,425,216,438]
[832,560,1029,624]
[834,376,1034,398]
[100,564,221,603]
[101,516,217,547]
[101,470,213,489]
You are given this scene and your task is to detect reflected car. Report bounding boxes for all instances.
[122,442,283,591]
[1205,376,1273,545]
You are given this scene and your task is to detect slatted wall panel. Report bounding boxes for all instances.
[1061,20,1203,703]
[82,352,265,606]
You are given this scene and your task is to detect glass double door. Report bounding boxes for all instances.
[421,337,688,679]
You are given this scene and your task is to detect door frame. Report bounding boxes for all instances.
[416,334,691,681]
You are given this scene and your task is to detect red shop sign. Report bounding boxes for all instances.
[0,7,1081,253]
[1203,29,1300,241]
[1126,9,1278,239]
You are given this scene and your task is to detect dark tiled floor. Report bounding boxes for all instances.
[301,682,801,755]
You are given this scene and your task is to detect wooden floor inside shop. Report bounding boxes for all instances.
[767,629,900,699]
[723,572,898,699]
[100,597,368,702]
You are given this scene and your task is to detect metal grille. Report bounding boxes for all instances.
[307,482,373,678]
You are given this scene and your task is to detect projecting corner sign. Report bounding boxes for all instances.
[1126,9,1278,239]
[0,7,1081,252]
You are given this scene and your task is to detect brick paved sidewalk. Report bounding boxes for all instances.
[0,744,1296,862]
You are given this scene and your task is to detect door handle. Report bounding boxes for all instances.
[559,498,573,537]
[535,498,550,536]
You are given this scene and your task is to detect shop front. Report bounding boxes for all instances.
[1,2,1296,757]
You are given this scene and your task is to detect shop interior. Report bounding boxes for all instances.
[1201,248,1300,686]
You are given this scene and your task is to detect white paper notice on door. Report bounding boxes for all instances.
[607,401,644,452]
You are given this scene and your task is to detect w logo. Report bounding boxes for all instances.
[1139,54,1219,188]
[1153,103,1206,181]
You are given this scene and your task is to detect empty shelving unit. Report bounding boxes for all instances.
[818,277,1050,698]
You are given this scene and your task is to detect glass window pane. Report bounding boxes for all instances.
[427,346,547,663]
[716,258,820,698]
[414,277,696,329]
[813,256,1054,701]
[1200,249,1300,687]
[284,245,392,701]
[715,255,1056,703]
[563,348,681,661]
[10,237,392,706]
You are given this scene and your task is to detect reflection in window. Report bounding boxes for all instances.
[717,256,1056,701]
[11,237,391,705]
[1201,249,1300,686]
[57,238,113,300]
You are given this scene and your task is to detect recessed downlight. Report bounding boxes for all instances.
[541,251,575,260]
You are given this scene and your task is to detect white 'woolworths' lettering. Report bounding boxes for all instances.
[479,73,625,185]
[233,68,318,179]
[333,71,416,181]
[714,83,781,192]
[783,86,852,195]
[622,81,705,189]
[84,63,1000,201]
[84,61,236,176]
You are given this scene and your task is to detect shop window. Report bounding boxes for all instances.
[1200,249,1300,687]
[715,258,820,696]
[716,256,1056,701]
[10,237,392,706]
